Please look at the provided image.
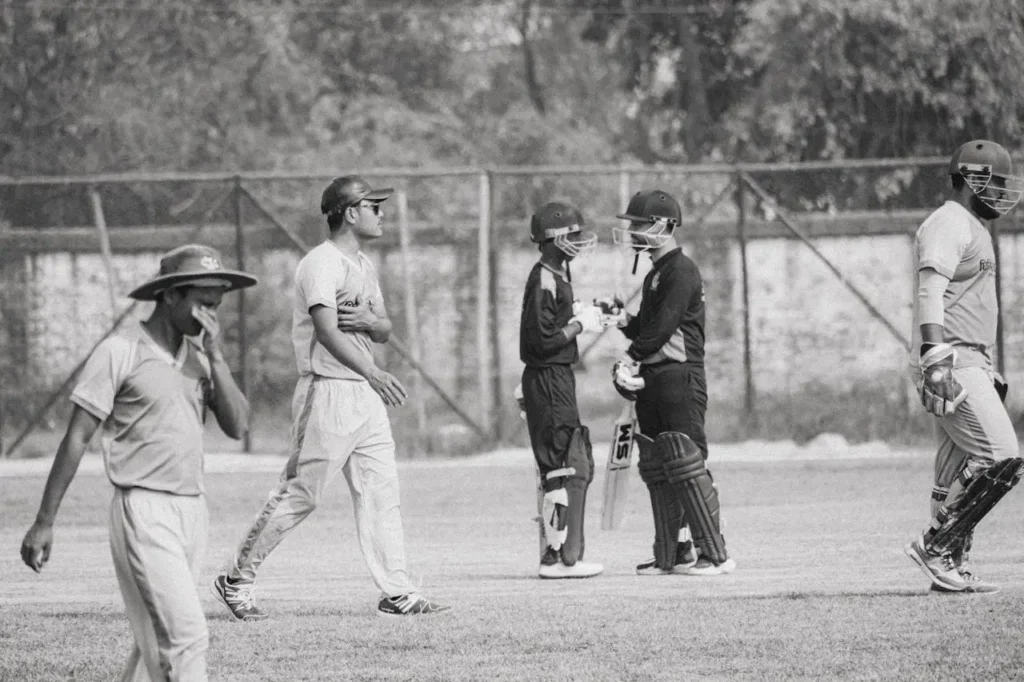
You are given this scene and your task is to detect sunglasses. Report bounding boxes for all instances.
[359,202,382,216]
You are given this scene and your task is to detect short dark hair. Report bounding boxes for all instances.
[327,205,352,232]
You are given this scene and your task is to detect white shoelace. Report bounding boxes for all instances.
[228,583,258,610]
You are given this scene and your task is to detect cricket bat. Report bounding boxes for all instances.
[601,401,638,530]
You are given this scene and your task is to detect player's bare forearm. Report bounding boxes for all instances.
[207,352,251,440]
[34,407,100,526]
[314,306,378,378]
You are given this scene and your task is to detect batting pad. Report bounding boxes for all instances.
[659,431,728,565]
[928,457,1024,556]
[637,433,683,570]
[561,427,594,566]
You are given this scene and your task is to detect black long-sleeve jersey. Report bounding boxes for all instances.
[622,247,705,365]
[519,262,579,367]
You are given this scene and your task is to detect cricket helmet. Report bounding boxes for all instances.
[530,201,597,258]
[613,189,682,251]
[949,140,1023,216]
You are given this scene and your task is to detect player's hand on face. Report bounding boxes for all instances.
[20,522,53,573]
[192,305,221,356]
[337,299,376,332]
[368,368,408,407]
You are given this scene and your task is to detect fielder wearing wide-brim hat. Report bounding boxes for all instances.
[321,175,395,218]
[128,244,259,301]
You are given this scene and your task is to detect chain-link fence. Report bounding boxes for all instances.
[4,159,1024,458]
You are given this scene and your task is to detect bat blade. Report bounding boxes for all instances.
[601,402,637,530]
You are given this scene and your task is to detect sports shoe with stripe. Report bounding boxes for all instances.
[538,560,604,579]
[905,537,967,592]
[377,593,452,617]
[930,564,999,594]
[635,540,698,576]
[681,556,736,576]
[212,573,269,621]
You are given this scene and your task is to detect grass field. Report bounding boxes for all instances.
[3,448,1024,681]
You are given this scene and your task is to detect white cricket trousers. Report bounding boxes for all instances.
[109,487,209,682]
[227,375,414,597]
[925,366,1019,512]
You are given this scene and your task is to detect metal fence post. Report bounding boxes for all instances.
[992,218,1005,375]
[617,169,631,293]
[477,170,493,444]
[397,190,427,456]
[233,177,252,453]
[487,170,503,442]
[735,173,755,427]
[88,187,118,318]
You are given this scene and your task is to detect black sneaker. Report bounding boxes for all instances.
[377,593,452,617]
[540,546,560,567]
[211,573,269,621]
[676,540,698,569]
[681,557,736,576]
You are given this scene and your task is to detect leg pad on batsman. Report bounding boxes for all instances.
[925,457,1024,556]
[659,431,730,567]
[636,433,684,572]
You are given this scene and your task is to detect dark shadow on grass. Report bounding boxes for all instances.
[728,588,931,601]
[451,573,541,582]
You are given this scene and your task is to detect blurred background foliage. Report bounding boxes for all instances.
[3,0,1024,179]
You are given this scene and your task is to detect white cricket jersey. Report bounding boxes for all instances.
[910,200,998,369]
[292,240,385,381]
[70,323,211,495]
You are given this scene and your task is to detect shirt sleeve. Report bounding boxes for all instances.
[917,214,971,279]
[298,253,345,311]
[523,269,571,358]
[69,337,134,421]
[627,264,691,361]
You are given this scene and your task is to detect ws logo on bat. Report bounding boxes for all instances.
[612,422,635,467]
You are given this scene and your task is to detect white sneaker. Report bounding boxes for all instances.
[538,560,604,579]
[905,538,966,592]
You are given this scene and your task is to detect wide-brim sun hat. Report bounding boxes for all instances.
[128,244,258,301]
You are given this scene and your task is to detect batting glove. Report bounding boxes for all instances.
[570,303,603,334]
[612,356,645,401]
[920,344,967,416]
[595,296,630,328]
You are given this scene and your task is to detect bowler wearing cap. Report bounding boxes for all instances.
[214,175,450,618]
[20,244,257,681]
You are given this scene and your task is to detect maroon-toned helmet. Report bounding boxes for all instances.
[949,140,1023,216]
[613,189,681,251]
[529,201,597,257]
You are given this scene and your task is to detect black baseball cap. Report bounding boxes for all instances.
[321,175,394,217]
[616,189,682,223]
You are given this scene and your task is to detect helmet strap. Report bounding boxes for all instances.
[631,253,640,275]
[566,262,572,283]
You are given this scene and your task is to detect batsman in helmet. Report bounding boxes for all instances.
[517,201,605,579]
[606,189,735,576]
[905,140,1024,594]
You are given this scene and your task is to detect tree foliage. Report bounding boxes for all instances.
[2,0,1024,183]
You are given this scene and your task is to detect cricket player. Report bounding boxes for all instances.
[608,189,735,576]
[905,140,1024,594]
[19,244,257,681]
[213,175,449,618]
[517,201,604,579]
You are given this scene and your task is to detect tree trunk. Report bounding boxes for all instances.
[519,0,547,116]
